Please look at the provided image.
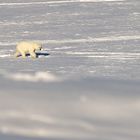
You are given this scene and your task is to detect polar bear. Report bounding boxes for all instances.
[14,41,42,58]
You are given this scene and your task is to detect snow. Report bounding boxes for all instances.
[0,0,140,140]
[0,0,126,6]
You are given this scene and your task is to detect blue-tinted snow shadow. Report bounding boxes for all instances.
[0,133,79,140]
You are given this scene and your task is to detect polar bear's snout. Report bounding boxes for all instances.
[39,45,43,51]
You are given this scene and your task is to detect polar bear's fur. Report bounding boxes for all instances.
[14,41,42,58]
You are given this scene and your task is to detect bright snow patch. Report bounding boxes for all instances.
[0,0,126,6]
[0,35,139,47]
[6,72,60,82]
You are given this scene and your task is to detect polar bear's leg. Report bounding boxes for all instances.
[20,51,26,58]
[14,50,21,57]
[29,50,37,58]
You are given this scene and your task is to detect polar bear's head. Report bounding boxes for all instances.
[33,42,42,51]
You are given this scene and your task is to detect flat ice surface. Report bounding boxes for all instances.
[0,0,140,140]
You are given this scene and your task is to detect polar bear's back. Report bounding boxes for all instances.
[16,41,41,51]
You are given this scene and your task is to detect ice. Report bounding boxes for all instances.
[0,0,140,140]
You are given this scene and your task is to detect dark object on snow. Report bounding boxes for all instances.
[35,50,50,57]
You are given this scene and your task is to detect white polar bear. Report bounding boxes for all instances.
[14,41,42,58]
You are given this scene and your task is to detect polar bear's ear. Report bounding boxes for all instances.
[35,42,41,46]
